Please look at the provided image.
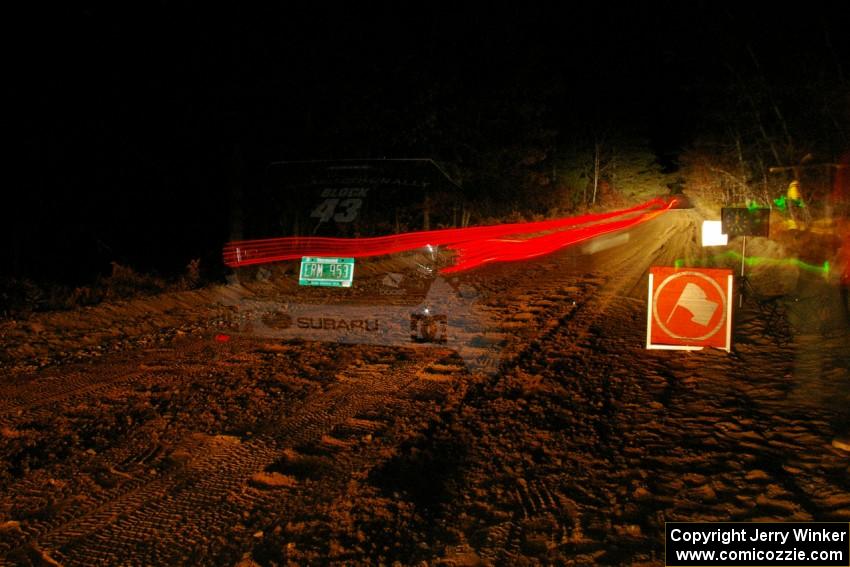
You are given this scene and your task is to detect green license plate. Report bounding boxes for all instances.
[299,257,355,287]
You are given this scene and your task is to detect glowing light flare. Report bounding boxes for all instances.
[442,204,671,273]
[223,199,668,268]
[675,252,831,276]
[223,199,665,265]
[222,198,673,273]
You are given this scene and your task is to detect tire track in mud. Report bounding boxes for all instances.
[1,211,711,565]
[0,340,213,427]
[0,345,227,563]
[438,212,704,564]
[2,348,454,566]
[0,343,235,564]
[0,223,654,565]
[437,210,849,565]
[227,213,688,565]
[484,211,695,370]
[227,213,684,566]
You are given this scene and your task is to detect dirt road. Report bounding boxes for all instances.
[2,209,849,565]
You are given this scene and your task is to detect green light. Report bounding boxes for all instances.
[747,201,759,212]
[674,251,831,275]
[774,196,787,211]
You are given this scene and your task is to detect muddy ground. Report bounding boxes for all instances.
[1,208,849,566]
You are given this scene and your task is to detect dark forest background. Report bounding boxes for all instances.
[5,2,849,294]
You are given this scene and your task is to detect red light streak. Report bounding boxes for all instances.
[442,202,672,273]
[222,198,674,274]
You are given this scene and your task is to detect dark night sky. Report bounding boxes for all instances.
[6,2,848,283]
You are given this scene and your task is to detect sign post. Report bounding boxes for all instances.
[721,207,770,307]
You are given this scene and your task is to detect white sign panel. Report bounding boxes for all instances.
[701,220,728,247]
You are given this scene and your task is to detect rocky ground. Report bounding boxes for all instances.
[1,207,849,566]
